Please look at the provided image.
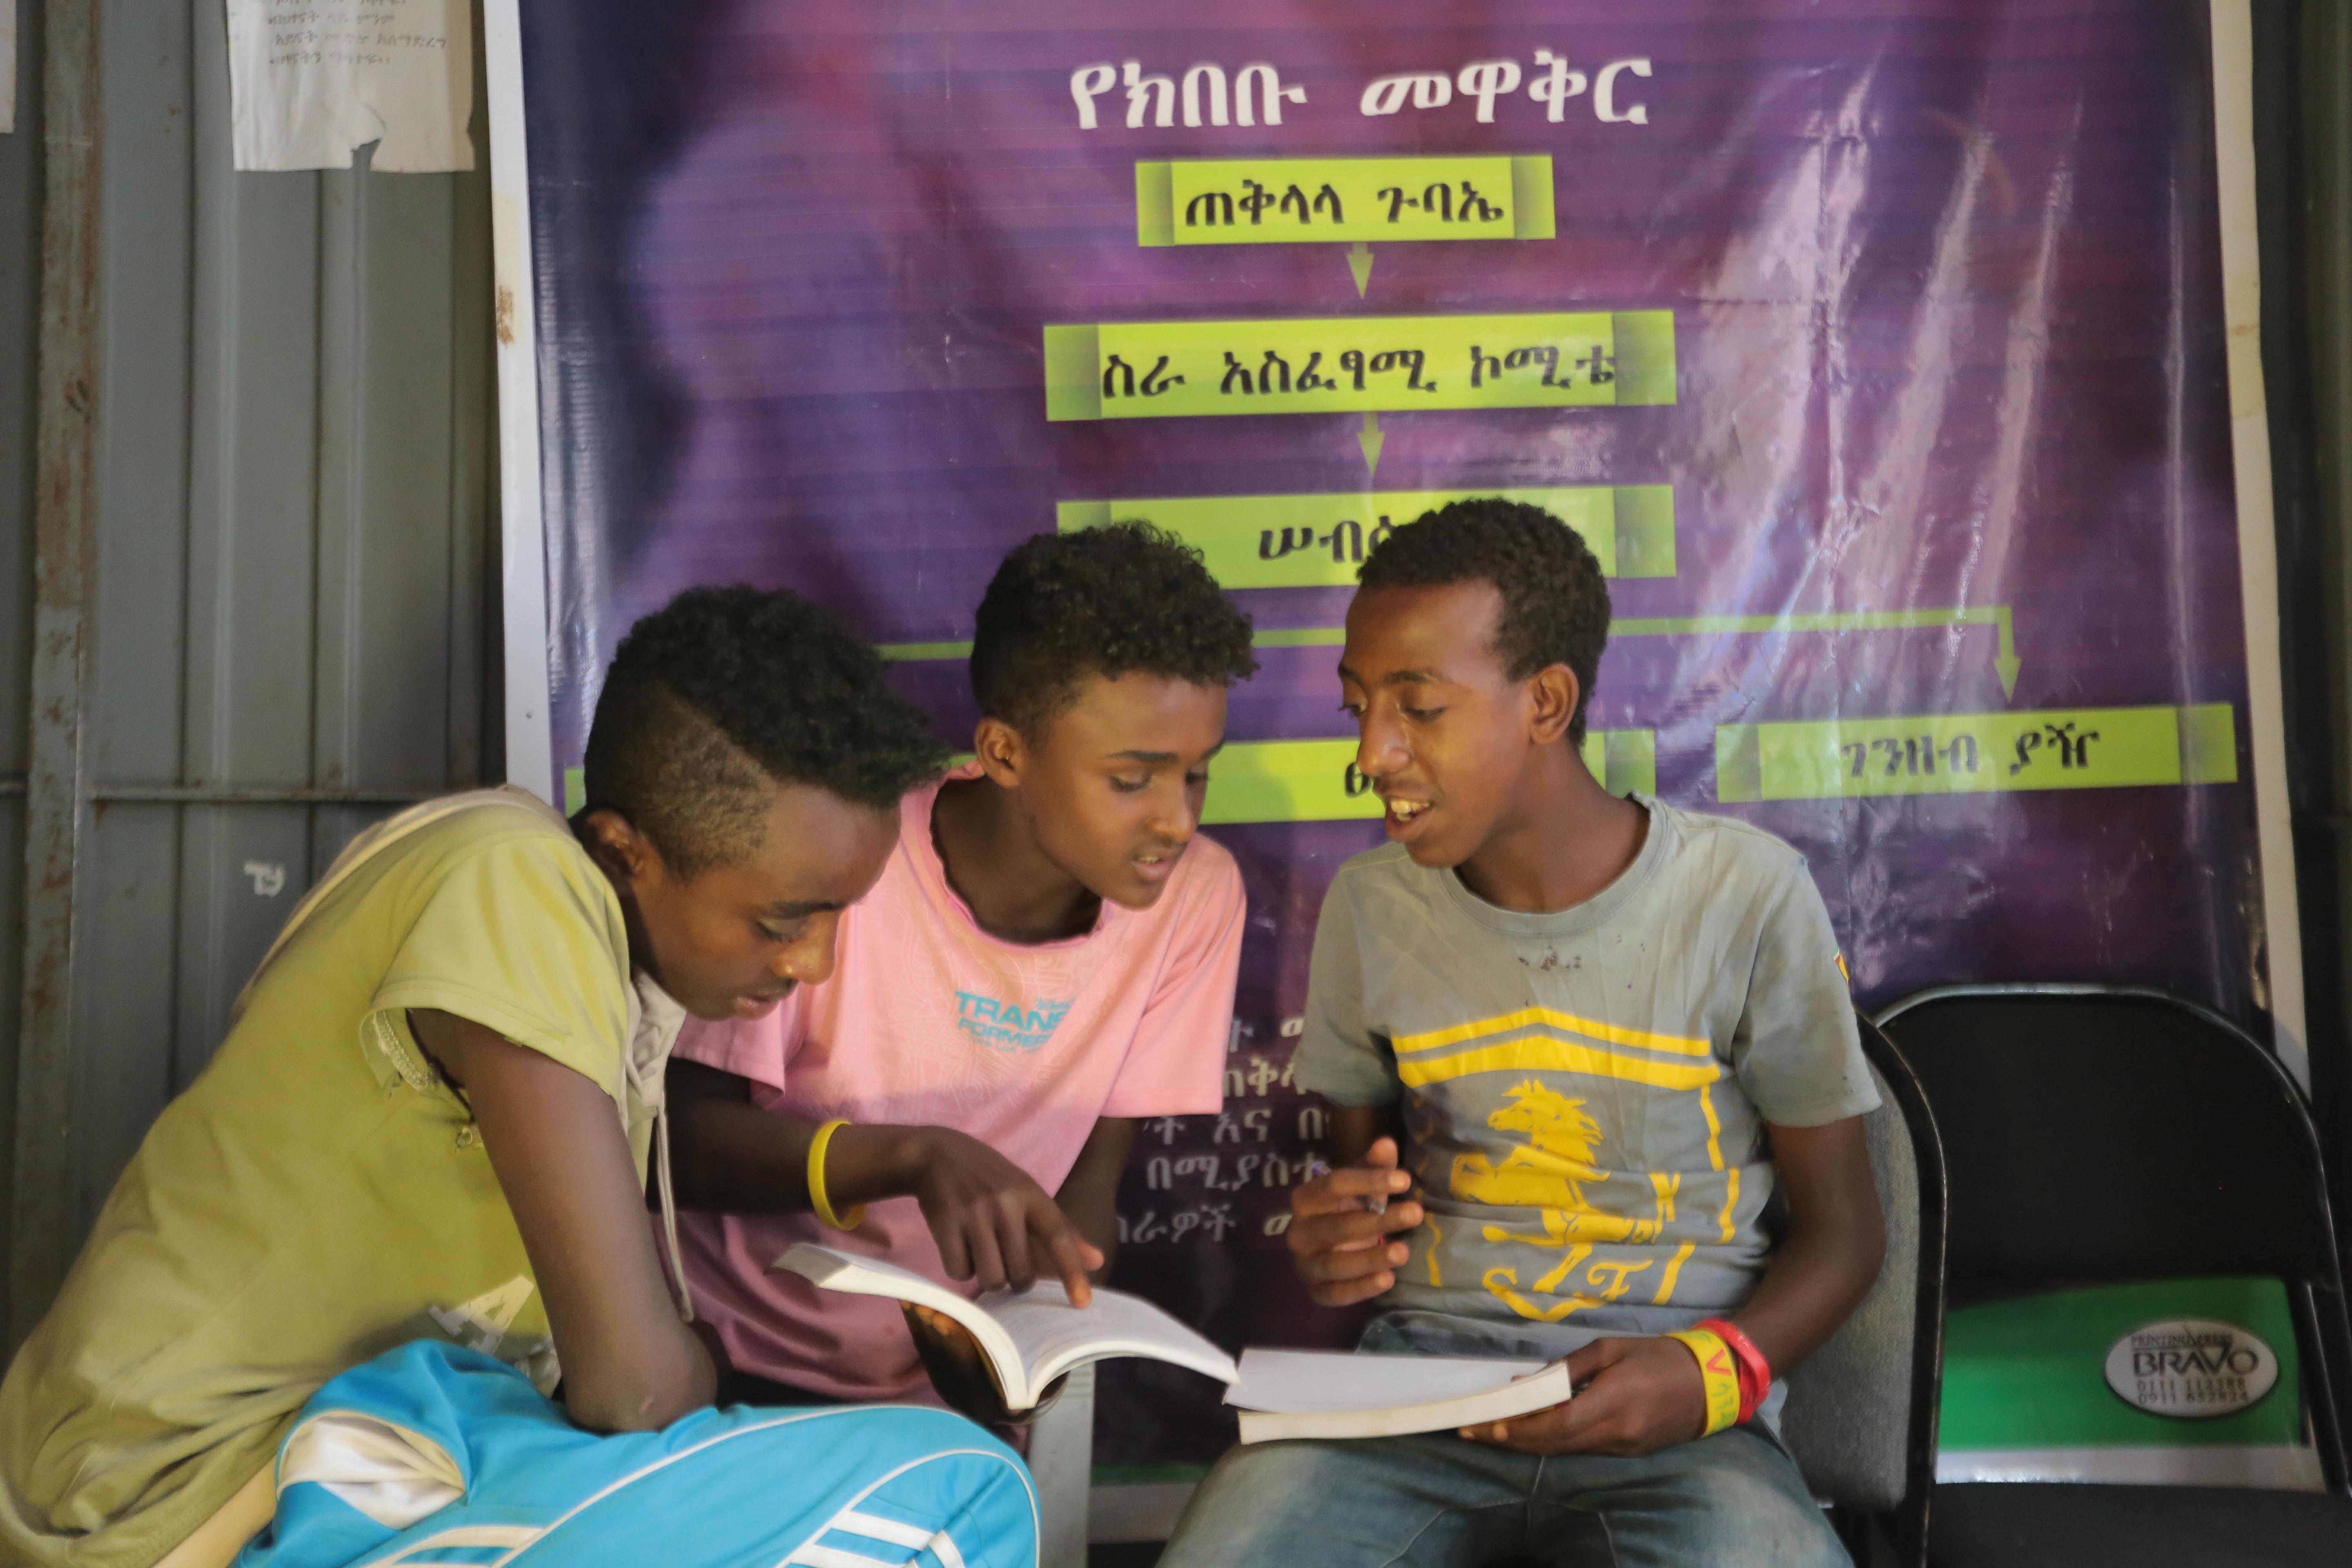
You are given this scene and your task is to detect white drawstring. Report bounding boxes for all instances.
[655,1108,694,1323]
[626,975,695,1324]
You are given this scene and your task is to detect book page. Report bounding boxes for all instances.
[1226,1348,1550,1414]
[979,1281,1238,1389]
[773,1243,973,1316]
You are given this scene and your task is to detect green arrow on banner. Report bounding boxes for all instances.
[1346,242,1374,297]
[1615,607,2020,699]
[873,639,976,661]
[1201,733,1655,822]
[1236,606,2019,687]
[1993,608,2020,699]
[880,606,2022,694]
[1609,606,2019,696]
[1359,412,1383,479]
[1247,628,1345,650]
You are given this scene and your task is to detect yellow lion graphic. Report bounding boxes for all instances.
[1451,1079,1668,1310]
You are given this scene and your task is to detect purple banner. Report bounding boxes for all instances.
[515,0,2270,1466]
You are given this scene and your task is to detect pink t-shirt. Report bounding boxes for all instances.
[671,765,1244,1400]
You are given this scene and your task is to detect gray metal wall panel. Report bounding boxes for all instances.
[33,3,497,1247]
[72,807,176,1239]
[71,0,195,1233]
[0,3,37,782]
[0,0,45,1264]
[320,172,461,794]
[87,0,192,791]
[186,2,318,798]
[169,805,314,1100]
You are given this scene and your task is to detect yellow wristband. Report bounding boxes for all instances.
[1665,1327,1743,1437]
[807,1119,868,1232]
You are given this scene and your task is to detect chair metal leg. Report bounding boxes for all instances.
[2289,1281,2352,1493]
[1028,1361,1098,1568]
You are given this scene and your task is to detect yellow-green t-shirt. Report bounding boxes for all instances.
[0,793,658,1568]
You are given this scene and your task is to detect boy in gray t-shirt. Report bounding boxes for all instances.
[1163,501,1886,1568]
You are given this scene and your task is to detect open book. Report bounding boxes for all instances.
[1224,1348,1572,1443]
[773,1243,1240,1412]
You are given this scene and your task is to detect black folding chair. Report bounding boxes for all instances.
[1777,1013,1948,1568]
[1876,984,2352,1567]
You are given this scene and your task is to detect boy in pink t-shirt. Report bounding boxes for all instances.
[665,523,1257,1406]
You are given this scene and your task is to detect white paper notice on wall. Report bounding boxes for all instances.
[226,0,473,172]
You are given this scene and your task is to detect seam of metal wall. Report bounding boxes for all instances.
[11,0,103,1354]
[0,0,42,1356]
[450,2,497,793]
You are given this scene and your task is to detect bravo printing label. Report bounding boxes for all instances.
[2103,1318,2278,1419]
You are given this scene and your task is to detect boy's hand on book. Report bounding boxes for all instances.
[901,1128,1104,1303]
[1286,1137,1422,1306]
[1458,1335,1706,1457]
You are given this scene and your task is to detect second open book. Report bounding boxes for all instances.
[773,1244,1572,1439]
[773,1243,1240,1412]
[1223,1349,1571,1443]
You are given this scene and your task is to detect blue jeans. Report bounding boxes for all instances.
[1157,1425,1850,1568]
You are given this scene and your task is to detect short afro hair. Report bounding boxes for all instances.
[970,522,1258,734]
[1355,498,1611,743]
[583,586,947,877]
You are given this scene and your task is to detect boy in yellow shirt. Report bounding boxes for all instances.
[0,588,972,1568]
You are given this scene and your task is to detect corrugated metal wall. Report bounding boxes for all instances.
[0,0,39,1344]
[2,0,500,1342]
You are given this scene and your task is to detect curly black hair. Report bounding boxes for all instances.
[583,586,948,876]
[1355,498,1611,743]
[970,522,1258,734]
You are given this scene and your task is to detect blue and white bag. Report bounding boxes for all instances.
[235,1340,1037,1568]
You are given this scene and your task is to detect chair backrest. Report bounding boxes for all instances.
[1778,1015,1947,1547]
[1875,986,2333,1283]
[1875,983,2352,1490]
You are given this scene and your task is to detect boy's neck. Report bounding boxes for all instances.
[930,773,1102,944]
[1454,743,1648,915]
[574,814,655,977]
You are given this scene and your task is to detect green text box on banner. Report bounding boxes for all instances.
[1043,311,1676,420]
[653,736,1659,829]
[1136,156,1554,245]
[1057,487,1675,585]
[1713,704,2238,803]
[1204,733,1654,824]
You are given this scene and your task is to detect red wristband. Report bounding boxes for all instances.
[1695,1318,1771,1424]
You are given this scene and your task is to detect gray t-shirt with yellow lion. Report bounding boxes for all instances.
[1295,797,1878,1373]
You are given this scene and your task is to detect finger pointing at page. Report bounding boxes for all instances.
[1029,1196,1100,1307]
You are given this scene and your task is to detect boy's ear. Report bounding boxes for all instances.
[1526,664,1579,746]
[579,808,666,896]
[971,715,1029,789]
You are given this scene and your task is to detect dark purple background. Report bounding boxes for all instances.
[521,0,2265,1464]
